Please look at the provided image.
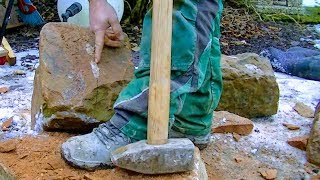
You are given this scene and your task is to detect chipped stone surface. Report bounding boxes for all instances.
[0,163,15,180]
[294,102,315,118]
[307,101,320,166]
[217,53,279,118]
[259,169,277,180]
[283,123,300,130]
[0,87,9,94]
[212,111,254,135]
[1,117,13,131]
[31,23,134,132]
[112,146,207,179]
[111,139,195,174]
[287,136,309,151]
[0,139,17,153]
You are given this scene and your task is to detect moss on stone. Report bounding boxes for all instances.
[78,81,128,122]
[261,7,320,23]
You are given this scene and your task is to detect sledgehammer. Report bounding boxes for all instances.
[110,0,195,175]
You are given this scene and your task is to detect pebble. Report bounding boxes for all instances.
[294,102,315,118]
[283,123,300,130]
[0,139,17,153]
[0,86,9,94]
[287,136,309,151]
[260,169,277,180]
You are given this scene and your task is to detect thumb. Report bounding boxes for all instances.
[94,30,106,63]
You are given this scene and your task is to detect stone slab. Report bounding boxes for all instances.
[111,138,195,174]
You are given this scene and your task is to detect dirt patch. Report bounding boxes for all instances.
[0,133,205,179]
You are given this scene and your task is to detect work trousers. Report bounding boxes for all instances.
[110,0,223,140]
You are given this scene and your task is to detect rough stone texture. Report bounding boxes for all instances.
[0,139,17,153]
[282,123,300,130]
[31,23,133,132]
[287,136,309,151]
[111,139,195,174]
[113,147,207,179]
[259,169,277,180]
[251,0,304,15]
[307,101,320,166]
[217,54,279,118]
[212,111,254,135]
[294,102,315,118]
[0,163,15,180]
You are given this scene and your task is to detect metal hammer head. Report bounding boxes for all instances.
[111,138,195,174]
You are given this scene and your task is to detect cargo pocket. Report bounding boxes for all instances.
[138,0,198,72]
[170,6,197,72]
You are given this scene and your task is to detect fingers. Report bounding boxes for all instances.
[109,18,124,41]
[104,28,124,47]
[104,37,122,47]
[94,30,105,63]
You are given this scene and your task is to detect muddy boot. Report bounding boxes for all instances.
[169,129,211,150]
[61,121,132,170]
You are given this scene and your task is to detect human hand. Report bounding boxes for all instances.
[104,28,124,47]
[89,0,124,63]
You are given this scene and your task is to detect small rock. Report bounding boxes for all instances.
[221,42,229,46]
[294,102,315,118]
[1,117,13,131]
[0,86,9,94]
[233,133,241,142]
[283,123,300,130]
[14,70,26,75]
[0,139,17,153]
[132,46,140,52]
[287,136,309,151]
[260,169,277,180]
[212,111,254,135]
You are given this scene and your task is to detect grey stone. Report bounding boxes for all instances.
[111,138,195,174]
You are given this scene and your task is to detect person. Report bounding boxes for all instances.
[61,0,224,170]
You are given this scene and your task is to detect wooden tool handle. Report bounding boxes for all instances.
[147,0,173,145]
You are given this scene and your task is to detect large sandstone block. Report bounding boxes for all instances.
[307,101,320,166]
[217,53,279,118]
[31,23,133,132]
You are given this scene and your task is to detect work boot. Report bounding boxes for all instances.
[61,121,131,170]
[169,128,211,150]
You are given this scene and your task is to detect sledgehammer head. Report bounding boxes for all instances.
[111,138,195,174]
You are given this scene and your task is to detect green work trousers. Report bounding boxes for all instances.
[110,0,223,141]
